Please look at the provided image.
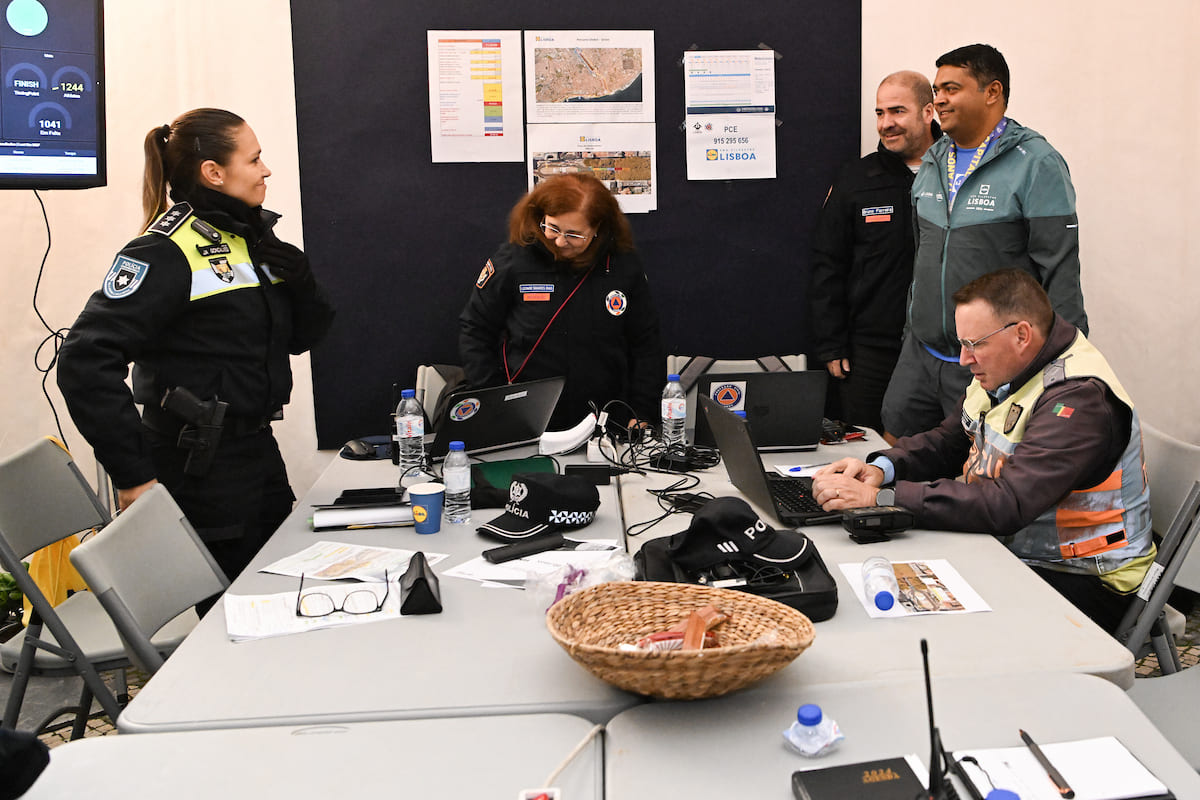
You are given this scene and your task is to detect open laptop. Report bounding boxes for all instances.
[427,376,565,460]
[693,370,826,451]
[700,395,841,526]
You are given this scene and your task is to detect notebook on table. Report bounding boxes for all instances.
[693,370,827,451]
[426,376,565,460]
[700,395,841,526]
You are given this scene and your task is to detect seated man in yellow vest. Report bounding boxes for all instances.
[812,268,1153,634]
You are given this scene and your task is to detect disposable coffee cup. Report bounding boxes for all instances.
[408,482,445,534]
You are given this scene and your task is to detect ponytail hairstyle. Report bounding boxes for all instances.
[141,108,245,231]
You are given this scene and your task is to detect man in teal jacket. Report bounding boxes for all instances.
[881,43,1088,439]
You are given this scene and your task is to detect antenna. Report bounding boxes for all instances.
[921,638,959,800]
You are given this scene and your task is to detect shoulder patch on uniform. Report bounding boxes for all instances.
[605,289,627,316]
[146,202,193,237]
[476,259,495,288]
[102,255,150,299]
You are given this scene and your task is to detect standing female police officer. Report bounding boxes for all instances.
[57,108,334,581]
[459,172,663,430]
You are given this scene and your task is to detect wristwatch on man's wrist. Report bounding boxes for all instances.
[876,487,896,507]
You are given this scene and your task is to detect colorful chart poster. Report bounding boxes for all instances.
[683,50,777,180]
[524,30,655,123]
[427,30,524,162]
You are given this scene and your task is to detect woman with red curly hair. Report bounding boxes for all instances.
[460,172,663,429]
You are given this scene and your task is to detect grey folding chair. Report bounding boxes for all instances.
[1142,421,1200,594]
[70,484,228,673]
[1124,480,1200,770]
[1114,481,1200,675]
[0,437,121,738]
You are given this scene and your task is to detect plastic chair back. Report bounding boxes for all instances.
[70,484,228,673]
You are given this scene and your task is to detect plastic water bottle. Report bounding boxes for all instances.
[783,703,843,757]
[394,389,425,482]
[861,555,899,611]
[661,374,687,449]
[443,441,471,525]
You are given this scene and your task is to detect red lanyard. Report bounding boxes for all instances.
[502,257,603,383]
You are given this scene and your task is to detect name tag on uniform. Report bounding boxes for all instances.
[862,205,893,223]
[520,283,554,301]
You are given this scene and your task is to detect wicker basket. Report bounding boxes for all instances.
[545,581,814,700]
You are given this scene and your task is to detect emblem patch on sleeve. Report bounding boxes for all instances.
[605,289,627,316]
[476,259,495,288]
[102,255,150,299]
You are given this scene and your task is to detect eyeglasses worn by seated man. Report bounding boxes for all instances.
[957,320,1019,353]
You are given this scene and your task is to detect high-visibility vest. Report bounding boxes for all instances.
[961,332,1152,578]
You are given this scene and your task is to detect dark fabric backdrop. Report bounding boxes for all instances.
[290,1,861,448]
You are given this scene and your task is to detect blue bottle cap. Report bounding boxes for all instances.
[401,388,415,398]
[873,590,895,611]
[797,704,822,726]
[448,441,465,451]
[667,374,680,382]
[986,791,1021,800]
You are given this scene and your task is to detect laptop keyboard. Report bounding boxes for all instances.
[766,475,825,514]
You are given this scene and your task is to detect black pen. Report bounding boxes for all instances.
[1019,729,1075,799]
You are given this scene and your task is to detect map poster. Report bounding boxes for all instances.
[524,30,655,123]
[427,30,524,162]
[526,122,657,214]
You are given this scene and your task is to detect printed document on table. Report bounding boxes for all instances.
[259,541,448,582]
[838,559,991,618]
[443,538,620,588]
[525,30,654,123]
[224,582,403,642]
[526,122,657,213]
[427,30,524,162]
[953,736,1170,800]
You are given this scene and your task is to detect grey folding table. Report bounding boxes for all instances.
[606,672,1200,798]
[28,713,601,798]
[118,454,640,733]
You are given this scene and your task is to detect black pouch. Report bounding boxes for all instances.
[399,551,442,615]
[634,534,839,622]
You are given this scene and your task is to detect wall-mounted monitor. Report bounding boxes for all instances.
[0,0,104,189]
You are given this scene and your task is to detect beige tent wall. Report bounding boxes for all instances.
[861,0,1200,441]
[0,0,332,500]
[1,1,1195,507]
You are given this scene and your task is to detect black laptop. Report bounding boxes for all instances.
[693,370,827,451]
[700,395,840,526]
[427,376,565,460]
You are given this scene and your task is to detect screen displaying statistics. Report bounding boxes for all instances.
[0,0,105,188]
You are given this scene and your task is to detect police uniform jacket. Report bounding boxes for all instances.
[458,239,663,428]
[57,187,335,489]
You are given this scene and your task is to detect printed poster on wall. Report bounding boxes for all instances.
[526,122,657,214]
[427,30,524,162]
[524,30,655,124]
[683,49,777,180]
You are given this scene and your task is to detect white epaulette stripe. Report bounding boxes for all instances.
[190,261,261,300]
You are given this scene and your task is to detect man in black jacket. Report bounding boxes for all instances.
[809,71,938,435]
